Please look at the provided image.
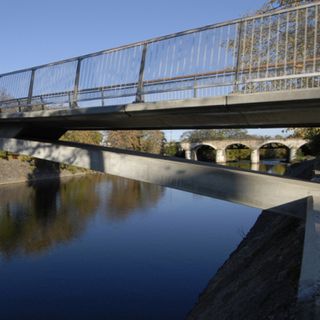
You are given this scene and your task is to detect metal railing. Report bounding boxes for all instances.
[0,1,319,111]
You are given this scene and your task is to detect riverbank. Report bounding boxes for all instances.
[187,159,319,320]
[0,157,94,185]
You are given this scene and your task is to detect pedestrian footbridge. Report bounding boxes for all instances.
[0,2,320,139]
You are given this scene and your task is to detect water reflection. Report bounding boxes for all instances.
[105,176,164,220]
[226,160,288,176]
[0,175,164,258]
[0,174,260,319]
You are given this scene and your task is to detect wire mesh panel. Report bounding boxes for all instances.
[0,71,31,105]
[143,23,240,101]
[32,61,78,106]
[78,45,143,106]
[237,3,320,93]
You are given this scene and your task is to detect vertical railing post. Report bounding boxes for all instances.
[136,44,148,103]
[72,58,82,108]
[193,77,198,98]
[233,20,244,93]
[27,69,35,106]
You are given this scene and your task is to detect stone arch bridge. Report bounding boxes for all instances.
[181,138,308,164]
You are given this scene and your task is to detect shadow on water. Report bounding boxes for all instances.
[0,174,164,259]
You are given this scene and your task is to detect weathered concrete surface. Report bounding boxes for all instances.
[187,211,305,320]
[182,138,308,152]
[1,138,320,218]
[181,138,307,164]
[186,159,320,320]
[297,197,320,319]
[1,89,320,134]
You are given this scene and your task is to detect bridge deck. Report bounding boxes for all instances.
[0,2,319,127]
[0,89,319,139]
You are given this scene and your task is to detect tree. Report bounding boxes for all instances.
[285,127,320,155]
[163,141,183,157]
[285,128,320,139]
[106,130,165,154]
[234,0,319,95]
[60,130,102,145]
[180,129,250,143]
[259,0,316,13]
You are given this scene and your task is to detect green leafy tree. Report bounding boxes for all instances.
[163,141,182,157]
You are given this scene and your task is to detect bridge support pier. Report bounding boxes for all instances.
[191,150,198,161]
[216,149,226,164]
[290,147,298,162]
[185,149,192,160]
[251,149,260,164]
[251,163,260,171]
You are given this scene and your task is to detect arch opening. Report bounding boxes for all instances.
[195,145,216,162]
[296,143,313,160]
[259,143,290,162]
[225,144,251,162]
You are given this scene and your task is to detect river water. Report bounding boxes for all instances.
[0,174,261,319]
[226,160,288,175]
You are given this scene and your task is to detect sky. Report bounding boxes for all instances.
[0,0,285,140]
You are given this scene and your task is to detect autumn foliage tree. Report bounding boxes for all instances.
[259,0,316,13]
[181,129,251,143]
[106,130,165,154]
[60,131,103,145]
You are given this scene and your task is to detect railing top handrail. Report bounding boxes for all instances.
[0,1,319,79]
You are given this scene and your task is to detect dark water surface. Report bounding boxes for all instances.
[0,175,260,319]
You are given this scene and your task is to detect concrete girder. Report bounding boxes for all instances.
[1,89,320,130]
[0,138,319,218]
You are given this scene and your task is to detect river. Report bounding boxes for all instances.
[0,174,261,319]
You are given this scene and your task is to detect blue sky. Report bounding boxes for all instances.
[0,0,284,139]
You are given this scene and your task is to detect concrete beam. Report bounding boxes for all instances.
[297,197,320,319]
[0,89,320,130]
[1,138,320,218]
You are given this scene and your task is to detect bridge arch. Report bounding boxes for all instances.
[258,141,290,162]
[295,141,312,159]
[256,140,290,150]
[184,138,309,164]
[192,144,217,162]
[224,143,251,162]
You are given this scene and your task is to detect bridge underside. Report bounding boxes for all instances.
[0,89,320,140]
